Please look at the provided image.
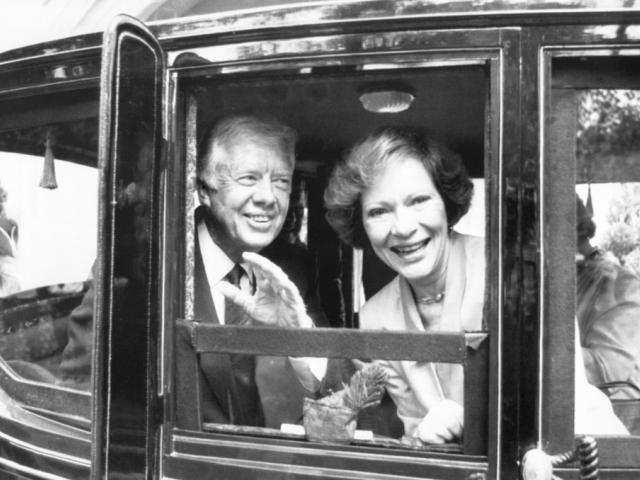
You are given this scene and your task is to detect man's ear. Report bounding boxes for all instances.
[196,178,211,207]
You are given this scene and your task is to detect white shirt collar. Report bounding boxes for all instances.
[197,220,235,286]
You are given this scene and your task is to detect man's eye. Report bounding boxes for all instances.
[236,175,258,186]
[273,177,291,190]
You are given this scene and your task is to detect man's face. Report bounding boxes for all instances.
[199,140,293,260]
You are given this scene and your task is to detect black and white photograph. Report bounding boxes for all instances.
[0,1,639,478]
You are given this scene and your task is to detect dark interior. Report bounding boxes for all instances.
[192,64,488,326]
[0,89,99,167]
[193,65,487,178]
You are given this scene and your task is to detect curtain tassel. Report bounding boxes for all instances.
[39,131,58,189]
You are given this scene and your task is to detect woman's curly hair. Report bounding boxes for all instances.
[324,127,474,249]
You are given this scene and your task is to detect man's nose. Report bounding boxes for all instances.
[252,177,276,205]
[390,207,417,237]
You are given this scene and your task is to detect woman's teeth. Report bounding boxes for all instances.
[246,214,271,222]
[392,239,429,255]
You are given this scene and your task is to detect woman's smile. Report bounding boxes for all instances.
[390,238,431,258]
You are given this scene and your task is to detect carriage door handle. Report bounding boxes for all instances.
[521,436,599,480]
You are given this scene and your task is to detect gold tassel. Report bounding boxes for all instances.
[39,130,57,189]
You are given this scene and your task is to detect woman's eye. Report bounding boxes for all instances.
[367,207,387,218]
[410,195,431,206]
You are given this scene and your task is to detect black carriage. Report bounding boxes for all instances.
[0,1,639,478]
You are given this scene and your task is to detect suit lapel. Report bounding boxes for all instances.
[194,224,241,424]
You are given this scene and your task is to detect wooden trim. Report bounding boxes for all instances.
[464,336,489,455]
[191,324,486,363]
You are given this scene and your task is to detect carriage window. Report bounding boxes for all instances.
[177,62,490,454]
[0,93,97,423]
[550,56,640,442]
[575,89,640,436]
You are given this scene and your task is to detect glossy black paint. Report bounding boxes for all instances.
[92,15,164,480]
[1,2,640,479]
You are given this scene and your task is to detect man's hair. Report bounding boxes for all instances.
[197,115,297,184]
[576,195,596,242]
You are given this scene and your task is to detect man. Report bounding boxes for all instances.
[187,114,327,427]
[576,195,640,402]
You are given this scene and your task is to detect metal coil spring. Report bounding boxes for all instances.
[576,436,599,480]
[550,448,576,468]
[549,436,599,480]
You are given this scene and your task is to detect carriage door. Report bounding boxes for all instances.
[92,14,164,478]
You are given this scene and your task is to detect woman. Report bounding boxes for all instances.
[325,127,481,444]
[324,127,627,444]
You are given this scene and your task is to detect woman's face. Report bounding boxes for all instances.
[361,156,449,286]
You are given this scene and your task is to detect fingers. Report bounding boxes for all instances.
[417,429,448,444]
[217,281,253,312]
[416,417,451,444]
[242,252,285,278]
[449,416,463,438]
[416,400,463,444]
[243,252,306,308]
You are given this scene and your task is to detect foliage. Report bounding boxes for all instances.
[578,89,640,158]
[577,90,640,276]
[600,184,640,276]
[317,364,388,412]
[576,90,640,183]
[342,364,388,411]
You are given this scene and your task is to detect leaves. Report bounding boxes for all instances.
[342,364,388,412]
[578,90,640,159]
[316,363,389,413]
[600,184,640,276]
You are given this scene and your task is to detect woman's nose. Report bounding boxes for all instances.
[390,207,417,237]
[252,177,276,205]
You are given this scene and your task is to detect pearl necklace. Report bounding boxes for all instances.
[415,292,445,305]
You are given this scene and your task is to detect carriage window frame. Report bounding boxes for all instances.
[163,26,509,479]
[0,86,99,423]
[0,64,100,476]
[541,45,640,469]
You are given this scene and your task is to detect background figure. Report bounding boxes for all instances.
[273,173,306,247]
[576,195,640,401]
[0,182,19,296]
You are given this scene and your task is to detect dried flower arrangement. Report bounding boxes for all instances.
[303,363,389,443]
[317,363,388,413]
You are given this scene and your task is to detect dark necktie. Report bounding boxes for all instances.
[224,264,250,326]
[224,264,262,425]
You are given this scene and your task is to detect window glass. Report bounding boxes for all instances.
[179,63,489,454]
[575,88,640,436]
[0,103,98,403]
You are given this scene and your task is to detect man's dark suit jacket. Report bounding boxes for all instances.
[177,211,328,428]
[59,210,335,429]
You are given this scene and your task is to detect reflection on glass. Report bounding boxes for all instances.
[182,63,489,454]
[199,353,464,453]
[575,89,640,435]
[0,144,97,385]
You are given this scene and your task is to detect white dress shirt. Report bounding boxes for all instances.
[198,221,252,324]
[197,221,326,390]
